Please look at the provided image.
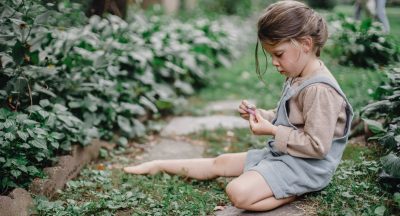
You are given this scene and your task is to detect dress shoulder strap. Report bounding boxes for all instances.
[287,75,347,103]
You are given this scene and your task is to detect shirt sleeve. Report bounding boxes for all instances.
[273,84,346,159]
[260,108,277,122]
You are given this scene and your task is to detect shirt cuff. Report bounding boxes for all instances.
[274,125,293,154]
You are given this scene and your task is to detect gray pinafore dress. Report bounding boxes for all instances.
[244,75,354,199]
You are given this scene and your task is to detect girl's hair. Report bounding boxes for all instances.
[255,0,328,81]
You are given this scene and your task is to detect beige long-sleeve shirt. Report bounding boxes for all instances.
[261,76,348,159]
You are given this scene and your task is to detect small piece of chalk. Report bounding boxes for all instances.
[246,108,255,115]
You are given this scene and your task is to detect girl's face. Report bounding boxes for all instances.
[262,40,309,78]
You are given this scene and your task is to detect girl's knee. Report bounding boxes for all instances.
[225,180,252,209]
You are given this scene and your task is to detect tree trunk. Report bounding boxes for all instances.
[87,0,128,19]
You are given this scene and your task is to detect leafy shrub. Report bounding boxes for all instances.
[28,13,239,139]
[361,68,400,189]
[327,13,399,68]
[0,102,97,193]
[0,0,242,193]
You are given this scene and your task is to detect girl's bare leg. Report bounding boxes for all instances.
[226,170,296,211]
[124,152,247,180]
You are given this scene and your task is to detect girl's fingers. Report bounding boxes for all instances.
[238,107,246,113]
[255,110,263,119]
[249,113,255,125]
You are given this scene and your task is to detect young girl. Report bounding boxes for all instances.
[124,0,353,211]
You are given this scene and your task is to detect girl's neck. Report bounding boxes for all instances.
[299,57,323,78]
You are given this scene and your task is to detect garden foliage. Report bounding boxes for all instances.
[361,68,400,188]
[0,0,240,193]
[328,13,399,68]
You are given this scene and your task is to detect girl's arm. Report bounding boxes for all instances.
[259,108,277,122]
[273,84,346,159]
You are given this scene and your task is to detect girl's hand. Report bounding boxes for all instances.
[238,100,256,120]
[249,110,278,136]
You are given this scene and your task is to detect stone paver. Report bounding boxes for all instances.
[160,115,249,136]
[215,203,305,216]
[205,100,256,112]
[137,138,205,162]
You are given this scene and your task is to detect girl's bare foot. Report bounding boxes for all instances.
[124,161,160,175]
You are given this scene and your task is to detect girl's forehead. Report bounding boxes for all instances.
[262,41,289,52]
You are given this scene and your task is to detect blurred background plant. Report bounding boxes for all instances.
[326,13,399,68]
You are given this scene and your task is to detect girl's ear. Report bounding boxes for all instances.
[300,36,313,53]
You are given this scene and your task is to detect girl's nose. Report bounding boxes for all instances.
[271,57,279,67]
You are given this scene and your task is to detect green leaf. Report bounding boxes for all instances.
[17,131,29,141]
[46,114,56,127]
[20,143,30,149]
[155,99,173,110]
[120,103,146,115]
[117,116,132,135]
[0,109,9,120]
[0,157,5,163]
[99,148,108,158]
[132,119,146,137]
[23,119,38,126]
[381,153,400,178]
[117,137,128,147]
[50,141,59,149]
[39,99,51,108]
[38,110,49,119]
[394,192,400,207]
[30,139,47,150]
[33,83,57,97]
[68,101,81,108]
[362,119,386,134]
[27,105,42,112]
[34,127,48,136]
[4,119,15,129]
[57,115,73,127]
[18,165,27,173]
[140,96,158,113]
[341,191,354,198]
[27,166,39,175]
[374,206,385,216]
[16,114,28,122]
[11,170,21,178]
[5,132,16,141]
[50,132,65,140]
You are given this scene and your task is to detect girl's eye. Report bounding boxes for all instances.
[275,53,283,57]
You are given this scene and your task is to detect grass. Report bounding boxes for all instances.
[34,166,229,216]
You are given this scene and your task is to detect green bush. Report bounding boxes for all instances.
[327,13,399,68]
[0,0,241,193]
[361,68,400,189]
[0,103,97,193]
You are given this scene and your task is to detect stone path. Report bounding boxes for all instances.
[133,99,306,216]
